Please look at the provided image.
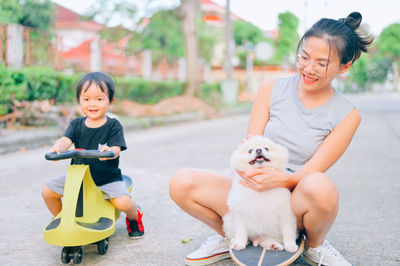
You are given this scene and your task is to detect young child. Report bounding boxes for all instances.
[42,72,144,239]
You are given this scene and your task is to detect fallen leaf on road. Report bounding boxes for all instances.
[182,238,193,244]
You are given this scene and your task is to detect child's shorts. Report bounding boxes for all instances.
[45,174,131,199]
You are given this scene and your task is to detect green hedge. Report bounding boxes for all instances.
[198,82,221,106]
[0,66,219,115]
[0,66,79,114]
[114,77,184,104]
[0,67,26,114]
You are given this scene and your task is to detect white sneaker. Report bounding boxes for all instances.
[303,240,352,266]
[185,234,230,265]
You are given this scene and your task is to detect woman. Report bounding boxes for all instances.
[170,12,373,266]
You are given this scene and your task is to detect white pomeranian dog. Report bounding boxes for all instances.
[223,136,298,252]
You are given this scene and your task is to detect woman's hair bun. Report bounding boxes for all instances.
[343,12,362,30]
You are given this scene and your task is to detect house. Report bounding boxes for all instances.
[201,0,243,27]
[55,5,102,52]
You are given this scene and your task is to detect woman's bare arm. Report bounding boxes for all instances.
[285,108,361,189]
[247,79,274,137]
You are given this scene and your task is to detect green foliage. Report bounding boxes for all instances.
[135,8,216,64]
[270,12,299,65]
[0,65,188,107]
[20,67,59,101]
[197,82,221,106]
[99,25,131,42]
[139,9,184,61]
[0,66,78,115]
[85,0,137,30]
[233,20,267,46]
[0,0,54,30]
[27,30,54,66]
[197,20,218,62]
[378,23,400,59]
[346,24,400,92]
[114,77,184,104]
[0,66,222,116]
[88,1,215,64]
[19,0,55,30]
[377,23,400,91]
[349,54,369,89]
[0,0,23,24]
[367,56,392,84]
[347,54,392,91]
[0,65,26,114]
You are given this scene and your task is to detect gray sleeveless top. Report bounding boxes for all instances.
[264,75,354,172]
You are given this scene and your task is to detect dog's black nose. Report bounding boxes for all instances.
[256,148,262,154]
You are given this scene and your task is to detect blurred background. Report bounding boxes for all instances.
[0,0,399,131]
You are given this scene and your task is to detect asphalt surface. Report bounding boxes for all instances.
[0,93,399,265]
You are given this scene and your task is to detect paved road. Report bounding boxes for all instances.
[0,93,399,265]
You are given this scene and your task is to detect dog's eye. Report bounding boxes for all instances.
[248,149,253,153]
[264,147,269,151]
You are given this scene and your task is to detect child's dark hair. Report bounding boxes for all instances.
[76,72,115,102]
[297,12,374,65]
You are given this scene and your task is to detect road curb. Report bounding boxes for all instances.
[0,107,251,155]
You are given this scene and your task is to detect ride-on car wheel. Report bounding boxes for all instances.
[97,238,109,255]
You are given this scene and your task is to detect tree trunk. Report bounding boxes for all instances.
[224,0,233,80]
[393,60,399,92]
[180,0,200,96]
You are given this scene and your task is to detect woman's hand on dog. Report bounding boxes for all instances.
[236,168,290,192]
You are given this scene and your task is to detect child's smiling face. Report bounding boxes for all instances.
[78,82,112,124]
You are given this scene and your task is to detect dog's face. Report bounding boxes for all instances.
[231,136,288,172]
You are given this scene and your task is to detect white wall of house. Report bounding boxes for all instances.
[56,28,99,51]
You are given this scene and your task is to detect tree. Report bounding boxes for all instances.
[0,0,23,24]
[19,0,54,30]
[85,0,138,30]
[349,53,370,90]
[233,20,267,46]
[139,9,184,62]
[270,12,299,65]
[87,0,207,96]
[0,0,54,30]
[197,20,218,63]
[378,23,400,92]
[180,0,200,96]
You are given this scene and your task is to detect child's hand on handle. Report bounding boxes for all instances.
[49,143,62,154]
[99,145,121,161]
[49,136,72,154]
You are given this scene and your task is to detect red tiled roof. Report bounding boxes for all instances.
[203,14,222,22]
[55,4,102,31]
[200,0,242,20]
[56,5,80,23]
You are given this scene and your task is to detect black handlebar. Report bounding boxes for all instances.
[45,150,115,161]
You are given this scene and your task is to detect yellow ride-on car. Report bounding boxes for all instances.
[44,149,133,264]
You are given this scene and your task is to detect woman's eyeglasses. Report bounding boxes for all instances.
[296,54,330,76]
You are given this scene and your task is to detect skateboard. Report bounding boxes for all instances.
[230,235,305,266]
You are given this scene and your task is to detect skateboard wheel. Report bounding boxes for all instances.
[97,237,109,255]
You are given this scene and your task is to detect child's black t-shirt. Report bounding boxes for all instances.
[64,116,127,186]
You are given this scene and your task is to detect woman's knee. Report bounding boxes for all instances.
[169,168,196,202]
[297,172,339,213]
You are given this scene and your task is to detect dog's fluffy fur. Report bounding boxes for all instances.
[223,136,298,252]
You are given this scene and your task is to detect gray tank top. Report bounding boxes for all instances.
[264,75,354,172]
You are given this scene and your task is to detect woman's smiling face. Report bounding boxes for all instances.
[297,36,349,92]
